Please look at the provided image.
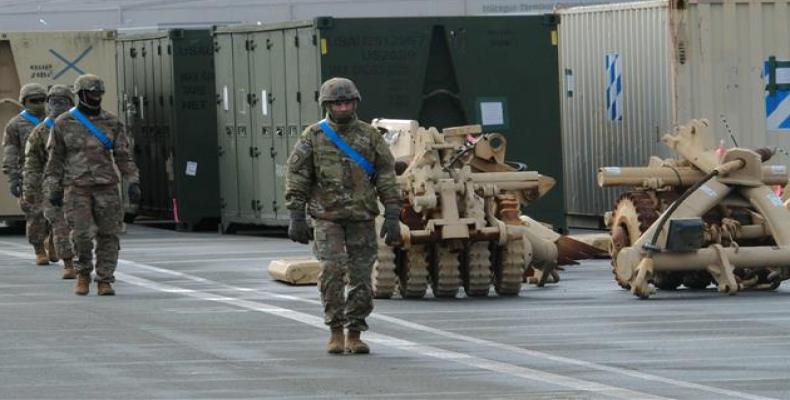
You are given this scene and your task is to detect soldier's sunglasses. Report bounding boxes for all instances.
[26,97,46,104]
[327,99,356,106]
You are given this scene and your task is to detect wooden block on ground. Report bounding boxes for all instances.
[268,258,322,285]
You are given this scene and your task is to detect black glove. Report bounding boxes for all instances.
[49,191,63,207]
[288,210,312,244]
[128,183,141,204]
[379,204,401,246]
[9,177,22,198]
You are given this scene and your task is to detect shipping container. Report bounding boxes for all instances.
[116,29,219,230]
[558,0,790,227]
[0,30,118,224]
[214,16,566,232]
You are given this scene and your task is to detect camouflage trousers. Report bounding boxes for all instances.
[64,185,122,283]
[19,197,48,247]
[43,203,74,260]
[313,219,377,331]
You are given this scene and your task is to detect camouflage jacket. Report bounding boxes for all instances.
[44,109,139,195]
[285,115,401,221]
[3,112,42,180]
[22,121,51,205]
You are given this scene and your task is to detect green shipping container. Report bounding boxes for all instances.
[116,29,219,230]
[213,16,565,232]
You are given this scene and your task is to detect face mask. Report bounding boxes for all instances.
[327,100,357,124]
[47,96,72,117]
[25,97,46,115]
[78,90,103,110]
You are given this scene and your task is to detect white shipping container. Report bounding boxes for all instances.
[557,0,790,226]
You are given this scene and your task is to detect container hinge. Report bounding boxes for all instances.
[218,146,224,156]
[220,198,226,209]
[167,44,172,55]
[142,47,147,57]
[314,90,319,102]
[130,48,137,58]
[270,146,276,157]
[216,93,222,105]
[312,34,317,46]
[251,200,256,211]
[157,45,161,55]
[273,200,278,212]
[296,91,302,103]
[247,92,258,105]
[214,42,220,52]
[266,38,273,50]
[255,200,262,211]
[294,35,299,47]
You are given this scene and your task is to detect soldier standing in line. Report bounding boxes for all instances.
[45,74,141,296]
[3,83,54,265]
[24,84,77,279]
[285,77,402,354]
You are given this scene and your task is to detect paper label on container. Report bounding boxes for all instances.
[262,90,268,116]
[768,192,784,208]
[223,86,229,111]
[480,101,504,126]
[185,161,198,177]
[700,184,717,198]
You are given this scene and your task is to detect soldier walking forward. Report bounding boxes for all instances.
[24,84,77,279]
[285,77,402,354]
[3,83,51,265]
[44,74,141,296]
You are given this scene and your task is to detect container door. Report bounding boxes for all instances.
[297,28,321,130]
[282,29,301,217]
[251,31,277,222]
[233,33,258,221]
[214,33,240,221]
[270,30,290,219]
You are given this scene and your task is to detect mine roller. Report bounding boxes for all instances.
[599,119,790,298]
[368,119,602,299]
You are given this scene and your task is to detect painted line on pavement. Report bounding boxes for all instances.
[0,241,778,400]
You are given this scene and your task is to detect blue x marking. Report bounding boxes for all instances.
[49,46,93,79]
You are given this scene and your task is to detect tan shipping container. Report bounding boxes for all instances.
[558,0,790,226]
[0,30,118,223]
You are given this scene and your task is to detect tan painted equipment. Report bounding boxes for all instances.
[369,119,602,299]
[268,258,322,285]
[600,119,790,298]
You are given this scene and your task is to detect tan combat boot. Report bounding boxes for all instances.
[74,272,91,295]
[345,330,370,354]
[61,259,76,280]
[34,245,49,266]
[97,282,115,296]
[46,237,58,262]
[327,327,345,354]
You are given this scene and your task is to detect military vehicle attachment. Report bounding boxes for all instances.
[599,119,790,298]
[369,119,602,299]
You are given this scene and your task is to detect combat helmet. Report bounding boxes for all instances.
[47,84,74,100]
[19,83,47,103]
[73,74,105,93]
[318,77,361,105]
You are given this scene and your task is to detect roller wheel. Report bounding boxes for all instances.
[431,243,462,298]
[398,245,430,299]
[462,241,492,297]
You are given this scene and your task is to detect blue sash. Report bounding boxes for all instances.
[43,117,54,129]
[318,119,375,177]
[68,107,113,150]
[19,110,41,126]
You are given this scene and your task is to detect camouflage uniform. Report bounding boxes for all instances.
[44,82,139,284]
[3,83,48,251]
[285,112,400,331]
[24,85,75,262]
